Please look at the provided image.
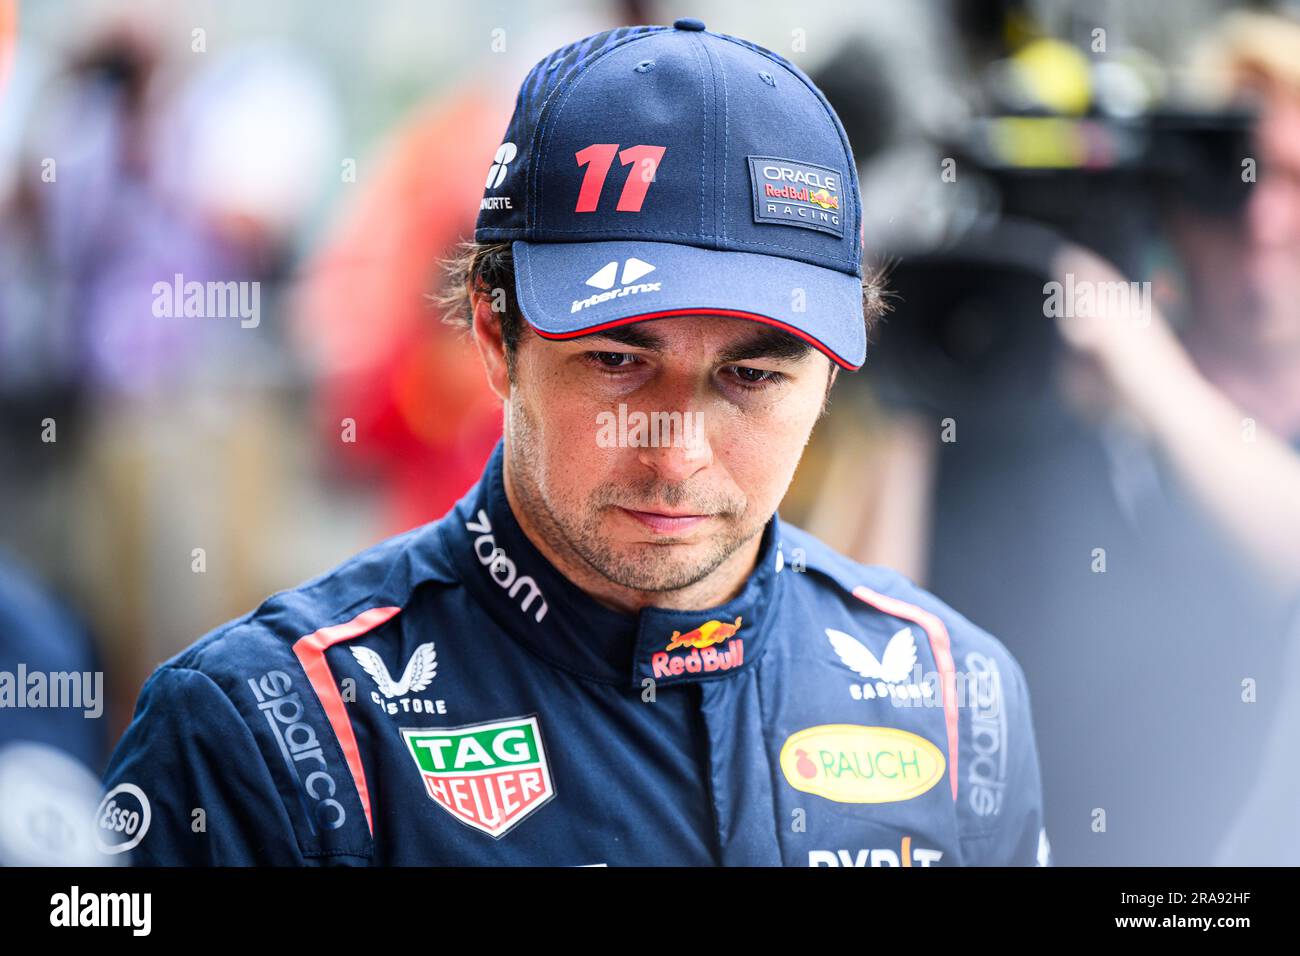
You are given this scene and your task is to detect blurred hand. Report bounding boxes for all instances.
[1052,244,1300,599]
[1051,242,1197,430]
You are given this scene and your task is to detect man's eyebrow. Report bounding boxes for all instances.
[581,324,814,363]
[583,325,664,350]
[715,328,814,364]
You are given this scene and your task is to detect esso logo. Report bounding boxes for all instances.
[102,802,141,835]
[94,783,152,855]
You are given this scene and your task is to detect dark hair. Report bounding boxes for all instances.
[435,241,526,378]
[436,240,890,384]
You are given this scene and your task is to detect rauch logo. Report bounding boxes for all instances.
[779,724,946,804]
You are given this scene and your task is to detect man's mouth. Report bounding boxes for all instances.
[617,507,714,535]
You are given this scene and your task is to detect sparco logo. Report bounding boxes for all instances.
[965,651,1007,817]
[247,671,346,831]
[466,509,549,623]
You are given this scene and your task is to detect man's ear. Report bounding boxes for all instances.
[469,283,511,402]
[818,361,839,419]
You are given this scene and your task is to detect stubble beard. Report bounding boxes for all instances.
[506,397,762,594]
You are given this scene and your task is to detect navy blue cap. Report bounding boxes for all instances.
[475,23,865,369]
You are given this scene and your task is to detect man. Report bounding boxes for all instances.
[99,19,1049,866]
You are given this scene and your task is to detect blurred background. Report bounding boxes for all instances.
[2,0,1299,866]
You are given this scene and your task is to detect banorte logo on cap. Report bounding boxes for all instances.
[651,616,744,678]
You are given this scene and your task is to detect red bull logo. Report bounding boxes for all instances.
[665,616,742,650]
[808,188,839,210]
[653,617,745,678]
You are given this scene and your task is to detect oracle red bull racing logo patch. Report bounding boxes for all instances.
[652,616,744,678]
[748,155,844,237]
[401,715,554,838]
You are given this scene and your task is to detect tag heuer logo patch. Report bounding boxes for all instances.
[401,715,554,838]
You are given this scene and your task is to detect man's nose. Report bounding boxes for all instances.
[633,408,713,483]
[1246,174,1300,248]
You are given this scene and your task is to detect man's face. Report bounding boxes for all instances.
[1177,79,1300,352]
[500,315,834,595]
[1243,81,1300,348]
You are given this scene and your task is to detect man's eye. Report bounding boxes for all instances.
[585,351,640,369]
[725,365,785,390]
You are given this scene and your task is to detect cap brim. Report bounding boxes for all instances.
[512,240,866,370]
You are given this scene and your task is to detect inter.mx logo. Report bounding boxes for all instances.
[401,715,554,838]
[572,257,660,313]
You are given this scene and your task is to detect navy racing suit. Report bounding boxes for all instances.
[99,440,1051,866]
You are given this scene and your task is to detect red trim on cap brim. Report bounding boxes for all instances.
[526,308,863,371]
